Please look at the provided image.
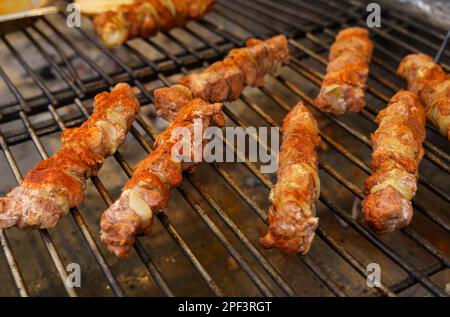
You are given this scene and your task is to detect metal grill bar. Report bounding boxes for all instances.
[0,0,448,297]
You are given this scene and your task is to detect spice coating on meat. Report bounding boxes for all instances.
[94,0,215,48]
[0,83,140,230]
[315,27,373,115]
[100,98,224,258]
[154,35,290,121]
[154,84,193,121]
[362,90,426,234]
[260,102,320,254]
[397,53,450,140]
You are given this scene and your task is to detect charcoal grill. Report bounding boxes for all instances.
[0,0,449,297]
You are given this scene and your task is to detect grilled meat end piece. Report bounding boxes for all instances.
[315,27,373,115]
[362,90,425,234]
[397,53,450,140]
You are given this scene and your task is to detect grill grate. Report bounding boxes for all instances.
[0,0,448,297]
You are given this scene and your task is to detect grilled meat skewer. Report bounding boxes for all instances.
[362,90,426,234]
[100,99,224,257]
[93,0,215,48]
[315,27,373,115]
[0,83,140,230]
[397,53,450,140]
[260,101,320,254]
[154,35,290,121]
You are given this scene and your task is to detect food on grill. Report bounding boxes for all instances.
[260,101,320,254]
[397,53,450,140]
[361,90,426,234]
[92,0,216,48]
[0,0,50,15]
[315,27,373,115]
[100,98,224,258]
[0,83,140,230]
[154,35,290,121]
[75,0,134,16]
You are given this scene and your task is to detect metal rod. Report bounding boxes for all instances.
[435,29,450,63]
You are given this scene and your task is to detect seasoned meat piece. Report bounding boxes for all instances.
[93,0,216,48]
[227,48,260,86]
[154,84,193,121]
[0,83,140,230]
[397,53,450,140]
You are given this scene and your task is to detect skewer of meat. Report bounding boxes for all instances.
[100,99,224,257]
[93,0,215,48]
[260,101,320,254]
[315,27,373,115]
[154,35,290,121]
[361,90,426,234]
[397,53,450,140]
[0,83,140,230]
[100,35,290,258]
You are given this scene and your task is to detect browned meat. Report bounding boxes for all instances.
[227,48,260,86]
[362,90,426,234]
[179,59,245,102]
[397,53,450,140]
[93,0,216,48]
[171,0,189,27]
[0,84,140,230]
[154,84,193,121]
[100,99,224,258]
[315,27,373,115]
[154,35,290,121]
[260,101,320,254]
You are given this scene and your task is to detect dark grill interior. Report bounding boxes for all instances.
[0,0,449,297]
